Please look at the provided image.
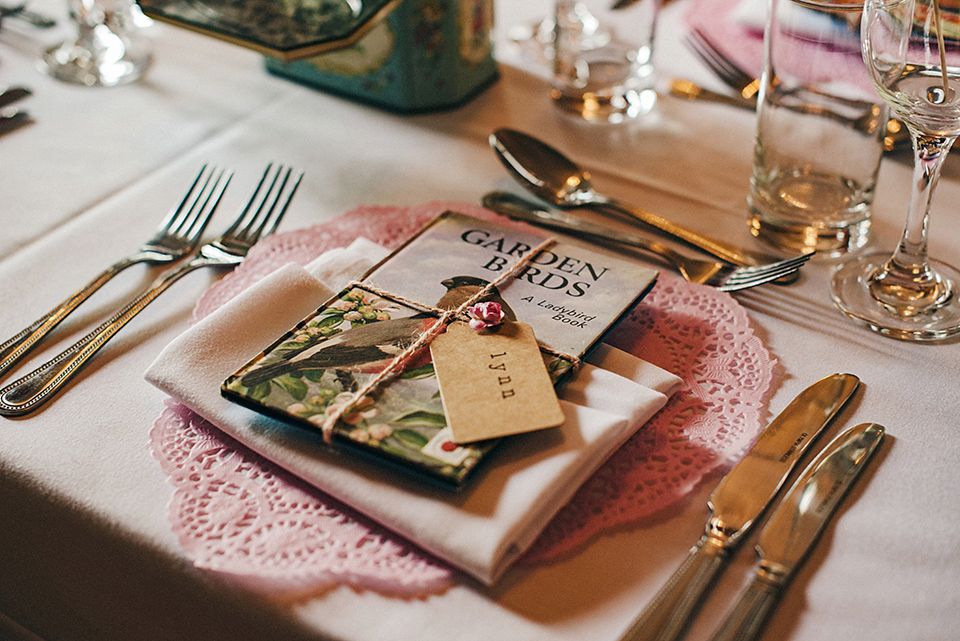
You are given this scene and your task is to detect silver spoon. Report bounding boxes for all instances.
[489,128,791,270]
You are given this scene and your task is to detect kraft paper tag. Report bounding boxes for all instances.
[430,321,566,444]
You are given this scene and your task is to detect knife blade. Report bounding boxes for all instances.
[482,190,684,263]
[619,373,860,641]
[707,422,885,641]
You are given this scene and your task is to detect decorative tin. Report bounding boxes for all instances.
[139,0,498,112]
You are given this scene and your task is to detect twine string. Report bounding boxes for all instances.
[318,237,579,443]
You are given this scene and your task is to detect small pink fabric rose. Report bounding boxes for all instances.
[467,301,505,330]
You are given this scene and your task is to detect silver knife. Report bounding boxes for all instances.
[707,422,885,641]
[618,373,861,641]
[481,191,803,286]
[483,190,686,261]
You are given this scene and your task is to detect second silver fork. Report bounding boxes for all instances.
[0,164,303,417]
[482,192,811,291]
[0,164,230,380]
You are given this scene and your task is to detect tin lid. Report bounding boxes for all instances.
[138,0,402,61]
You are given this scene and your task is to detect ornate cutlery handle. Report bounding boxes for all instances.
[619,536,729,641]
[668,79,757,110]
[0,260,206,416]
[707,575,782,641]
[0,259,137,379]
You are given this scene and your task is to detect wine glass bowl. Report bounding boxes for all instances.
[831,0,960,340]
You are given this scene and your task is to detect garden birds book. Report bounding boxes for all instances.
[222,211,658,489]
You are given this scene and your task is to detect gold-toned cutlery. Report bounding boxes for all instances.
[668,78,756,110]
[482,191,810,291]
[683,27,909,152]
[0,164,302,416]
[0,165,231,379]
[707,423,885,641]
[489,128,797,275]
[618,373,861,641]
[685,28,762,102]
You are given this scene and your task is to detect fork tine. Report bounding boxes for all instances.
[262,170,303,238]
[180,168,232,241]
[238,164,303,245]
[155,164,209,234]
[242,165,288,241]
[731,253,812,278]
[721,254,812,290]
[223,162,276,238]
[723,267,797,290]
[686,28,753,89]
[732,257,811,284]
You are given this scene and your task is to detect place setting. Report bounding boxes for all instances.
[0,137,874,636]
[3,0,960,639]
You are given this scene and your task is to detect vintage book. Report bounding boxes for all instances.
[222,211,658,489]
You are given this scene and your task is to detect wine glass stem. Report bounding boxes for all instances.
[870,133,957,311]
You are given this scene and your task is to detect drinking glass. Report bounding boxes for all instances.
[748,0,888,256]
[39,0,151,86]
[551,0,659,122]
[831,0,960,340]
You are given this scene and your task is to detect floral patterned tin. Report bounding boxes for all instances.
[140,0,498,112]
[265,0,497,112]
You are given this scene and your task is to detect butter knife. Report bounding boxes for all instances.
[618,373,861,641]
[708,422,885,641]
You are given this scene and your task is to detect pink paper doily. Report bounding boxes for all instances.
[149,202,777,596]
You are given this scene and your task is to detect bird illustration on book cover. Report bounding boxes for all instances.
[224,276,525,483]
[222,210,659,487]
[238,276,516,386]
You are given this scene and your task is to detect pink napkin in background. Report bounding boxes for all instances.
[686,0,872,90]
[145,237,681,585]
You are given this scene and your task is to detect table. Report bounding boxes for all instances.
[1,1,958,640]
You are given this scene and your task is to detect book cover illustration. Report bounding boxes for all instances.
[222,211,658,488]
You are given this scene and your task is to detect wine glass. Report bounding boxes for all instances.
[38,0,151,86]
[831,0,960,340]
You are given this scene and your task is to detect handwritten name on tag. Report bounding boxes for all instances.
[430,321,565,444]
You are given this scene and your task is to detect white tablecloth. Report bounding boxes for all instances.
[1,1,958,640]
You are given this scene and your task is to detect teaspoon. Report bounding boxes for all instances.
[489,128,790,269]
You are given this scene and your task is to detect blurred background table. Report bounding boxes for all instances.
[0,0,958,640]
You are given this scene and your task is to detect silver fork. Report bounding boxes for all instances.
[0,163,302,417]
[684,29,907,151]
[481,191,811,291]
[685,28,761,101]
[0,165,230,380]
[687,28,878,109]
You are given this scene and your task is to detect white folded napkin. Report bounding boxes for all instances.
[145,238,681,585]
